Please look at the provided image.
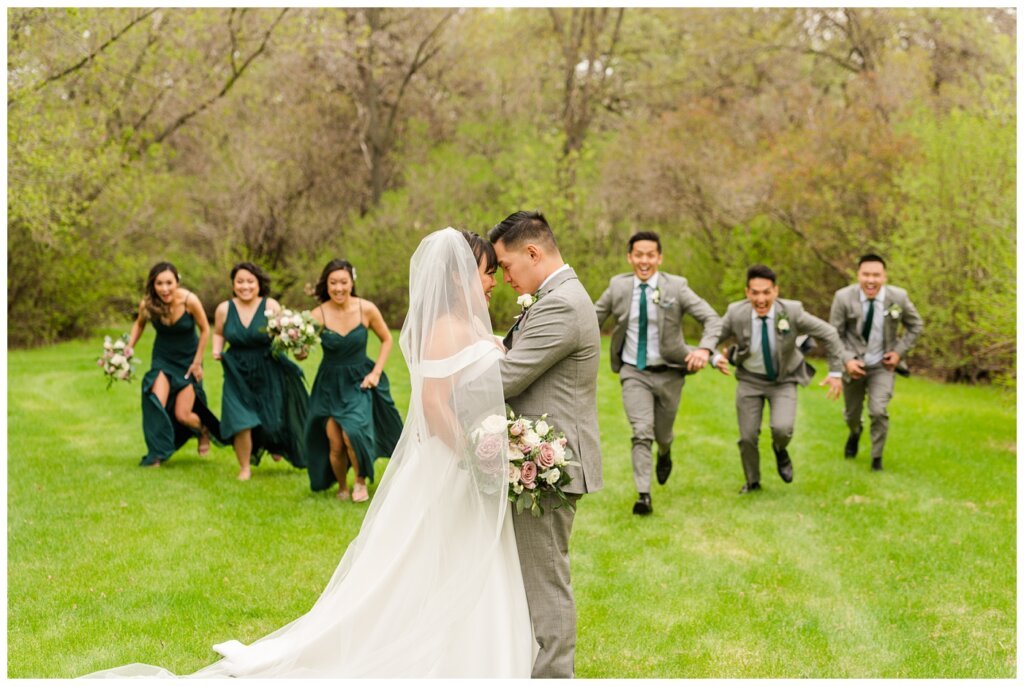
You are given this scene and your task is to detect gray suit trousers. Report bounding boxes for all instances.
[619,364,686,493]
[735,374,797,485]
[843,364,895,459]
[512,494,580,678]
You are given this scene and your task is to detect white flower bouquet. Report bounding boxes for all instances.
[97,334,139,388]
[265,308,322,357]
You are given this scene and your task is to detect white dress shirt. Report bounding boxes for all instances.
[537,263,571,293]
[622,273,664,368]
[742,304,779,375]
[860,285,887,367]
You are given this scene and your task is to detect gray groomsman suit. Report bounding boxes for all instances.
[829,284,923,459]
[500,265,602,678]
[714,299,853,486]
[594,272,722,493]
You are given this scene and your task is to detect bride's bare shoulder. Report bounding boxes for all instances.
[423,314,474,359]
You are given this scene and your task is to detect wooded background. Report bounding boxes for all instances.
[7,8,1016,383]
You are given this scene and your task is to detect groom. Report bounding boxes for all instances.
[490,211,602,679]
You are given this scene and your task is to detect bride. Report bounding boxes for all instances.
[86,228,536,678]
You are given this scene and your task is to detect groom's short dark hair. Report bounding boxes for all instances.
[488,211,558,252]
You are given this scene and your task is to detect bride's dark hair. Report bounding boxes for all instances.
[461,230,497,274]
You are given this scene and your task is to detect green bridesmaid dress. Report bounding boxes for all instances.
[304,308,403,491]
[220,298,308,468]
[139,304,221,466]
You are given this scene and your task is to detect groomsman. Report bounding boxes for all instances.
[712,265,853,493]
[594,231,722,515]
[829,254,923,471]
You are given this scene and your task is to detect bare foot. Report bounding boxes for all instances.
[336,488,351,501]
[271,453,283,462]
[237,468,252,481]
[198,428,211,456]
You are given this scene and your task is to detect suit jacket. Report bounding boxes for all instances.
[594,272,723,373]
[500,267,603,495]
[714,298,853,387]
[829,284,924,377]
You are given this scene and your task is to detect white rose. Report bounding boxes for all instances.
[544,468,561,484]
[304,324,315,335]
[113,340,125,349]
[508,463,521,484]
[521,430,542,449]
[507,444,525,462]
[109,354,126,366]
[264,309,274,317]
[516,294,533,308]
[481,414,507,435]
[778,319,790,332]
[551,441,566,463]
[534,420,550,436]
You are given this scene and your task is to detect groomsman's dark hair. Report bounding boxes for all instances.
[314,259,358,301]
[746,264,777,285]
[460,230,498,274]
[230,261,270,296]
[858,253,887,268]
[488,211,558,252]
[628,231,662,253]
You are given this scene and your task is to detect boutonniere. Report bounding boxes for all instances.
[776,312,791,334]
[650,286,674,309]
[516,293,539,318]
[885,302,902,320]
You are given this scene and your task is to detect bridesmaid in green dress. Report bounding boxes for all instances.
[125,262,221,467]
[212,262,310,481]
[298,259,403,502]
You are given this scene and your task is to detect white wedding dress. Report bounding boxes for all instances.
[86,229,535,678]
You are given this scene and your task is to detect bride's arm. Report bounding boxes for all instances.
[421,315,473,453]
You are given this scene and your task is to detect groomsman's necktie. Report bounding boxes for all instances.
[637,283,649,370]
[760,316,776,381]
[861,298,876,341]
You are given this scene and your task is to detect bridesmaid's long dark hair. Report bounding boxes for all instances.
[143,262,180,322]
[314,259,358,302]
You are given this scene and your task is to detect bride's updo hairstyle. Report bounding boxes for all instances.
[460,230,497,274]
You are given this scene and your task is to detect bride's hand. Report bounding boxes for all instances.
[492,335,507,353]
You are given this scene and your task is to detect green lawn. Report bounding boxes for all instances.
[7,330,1016,677]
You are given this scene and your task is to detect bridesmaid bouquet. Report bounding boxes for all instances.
[265,308,321,357]
[501,409,578,517]
[97,334,139,388]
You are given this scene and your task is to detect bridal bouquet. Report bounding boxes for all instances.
[97,334,139,388]
[265,308,321,357]
[505,409,577,517]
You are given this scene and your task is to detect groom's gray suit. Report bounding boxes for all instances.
[500,265,602,678]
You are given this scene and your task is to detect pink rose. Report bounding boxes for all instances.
[559,436,568,448]
[289,329,300,340]
[475,434,503,475]
[537,443,556,469]
[519,460,538,489]
[509,419,526,437]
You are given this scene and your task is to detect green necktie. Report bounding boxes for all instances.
[861,298,875,342]
[760,316,776,381]
[637,283,649,370]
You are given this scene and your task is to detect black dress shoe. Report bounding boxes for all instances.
[871,457,883,471]
[655,448,673,485]
[773,445,794,483]
[844,430,861,458]
[632,493,653,515]
[739,482,761,494]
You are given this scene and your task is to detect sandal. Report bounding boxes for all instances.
[352,483,369,503]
